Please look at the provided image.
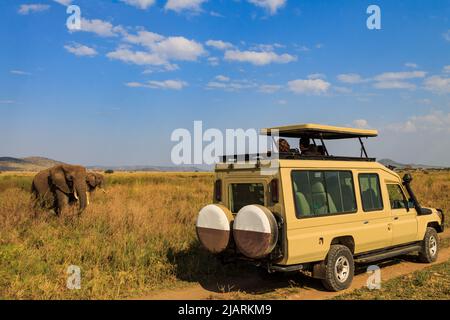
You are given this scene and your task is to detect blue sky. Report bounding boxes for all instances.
[1,0,449,166]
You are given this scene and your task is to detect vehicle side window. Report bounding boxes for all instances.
[292,170,357,218]
[387,184,407,209]
[358,173,383,212]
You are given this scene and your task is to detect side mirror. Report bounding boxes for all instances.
[420,207,433,215]
[403,173,413,184]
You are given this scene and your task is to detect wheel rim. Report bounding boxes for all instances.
[335,256,350,283]
[429,235,437,257]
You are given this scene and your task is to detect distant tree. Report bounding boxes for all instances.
[104,169,114,174]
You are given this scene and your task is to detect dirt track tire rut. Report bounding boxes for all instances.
[135,229,450,300]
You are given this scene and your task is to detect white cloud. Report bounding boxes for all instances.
[205,40,234,50]
[206,78,256,92]
[338,70,429,91]
[443,30,450,42]
[287,79,330,95]
[373,81,416,90]
[120,0,156,9]
[165,0,207,13]
[259,84,281,93]
[206,76,280,93]
[209,11,224,17]
[250,43,284,52]
[125,30,165,46]
[152,36,205,61]
[333,86,352,94]
[424,76,450,94]
[75,18,124,37]
[373,71,426,82]
[308,73,326,80]
[64,43,98,57]
[277,99,287,105]
[207,57,219,66]
[53,0,72,5]
[10,70,31,76]
[387,111,450,133]
[372,71,426,90]
[109,30,205,68]
[352,119,369,129]
[142,64,179,73]
[294,45,310,52]
[224,49,296,66]
[247,0,286,15]
[337,73,365,84]
[215,75,230,82]
[126,80,188,90]
[107,47,167,66]
[122,31,205,61]
[0,100,15,104]
[443,65,450,74]
[18,4,50,15]
[405,62,418,69]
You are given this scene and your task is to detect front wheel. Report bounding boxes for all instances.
[418,227,439,263]
[321,245,354,291]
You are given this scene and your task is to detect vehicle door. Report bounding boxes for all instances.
[386,183,418,246]
[356,173,392,252]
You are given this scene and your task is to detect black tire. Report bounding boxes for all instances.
[418,227,439,263]
[321,245,354,291]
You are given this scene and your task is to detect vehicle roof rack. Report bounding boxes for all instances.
[261,123,378,140]
[220,153,376,163]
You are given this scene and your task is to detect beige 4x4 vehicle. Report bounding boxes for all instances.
[196,124,445,291]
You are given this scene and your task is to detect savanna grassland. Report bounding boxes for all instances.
[0,172,241,299]
[0,170,449,300]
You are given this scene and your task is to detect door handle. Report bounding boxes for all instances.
[363,221,369,224]
[394,217,399,220]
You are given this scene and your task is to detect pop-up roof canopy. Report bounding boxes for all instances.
[261,123,378,140]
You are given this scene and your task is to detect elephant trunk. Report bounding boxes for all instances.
[74,180,88,213]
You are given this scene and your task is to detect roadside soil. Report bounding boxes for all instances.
[135,229,450,300]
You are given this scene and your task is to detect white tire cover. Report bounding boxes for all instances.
[196,204,233,253]
[233,205,278,259]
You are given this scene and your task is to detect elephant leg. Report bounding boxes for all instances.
[55,189,69,216]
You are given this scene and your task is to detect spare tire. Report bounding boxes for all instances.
[233,205,278,259]
[196,204,233,254]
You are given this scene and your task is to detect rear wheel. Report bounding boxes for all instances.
[321,245,354,292]
[418,227,439,263]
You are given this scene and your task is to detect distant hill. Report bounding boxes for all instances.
[0,156,207,172]
[0,156,64,171]
[1,156,444,172]
[379,159,447,170]
[87,165,207,172]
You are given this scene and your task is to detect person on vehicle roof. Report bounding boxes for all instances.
[278,138,291,153]
[300,137,320,156]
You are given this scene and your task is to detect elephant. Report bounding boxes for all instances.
[31,164,89,215]
[86,172,105,193]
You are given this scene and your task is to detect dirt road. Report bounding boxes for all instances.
[137,229,450,300]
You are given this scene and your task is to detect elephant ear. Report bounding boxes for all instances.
[50,167,72,194]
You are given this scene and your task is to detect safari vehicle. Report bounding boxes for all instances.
[196,124,445,291]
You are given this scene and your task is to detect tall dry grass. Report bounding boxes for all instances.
[0,170,448,299]
[406,171,450,217]
[0,172,244,299]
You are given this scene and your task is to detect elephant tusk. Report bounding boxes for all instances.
[86,192,90,206]
[74,190,79,200]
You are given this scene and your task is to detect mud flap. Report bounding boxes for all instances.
[312,261,326,279]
